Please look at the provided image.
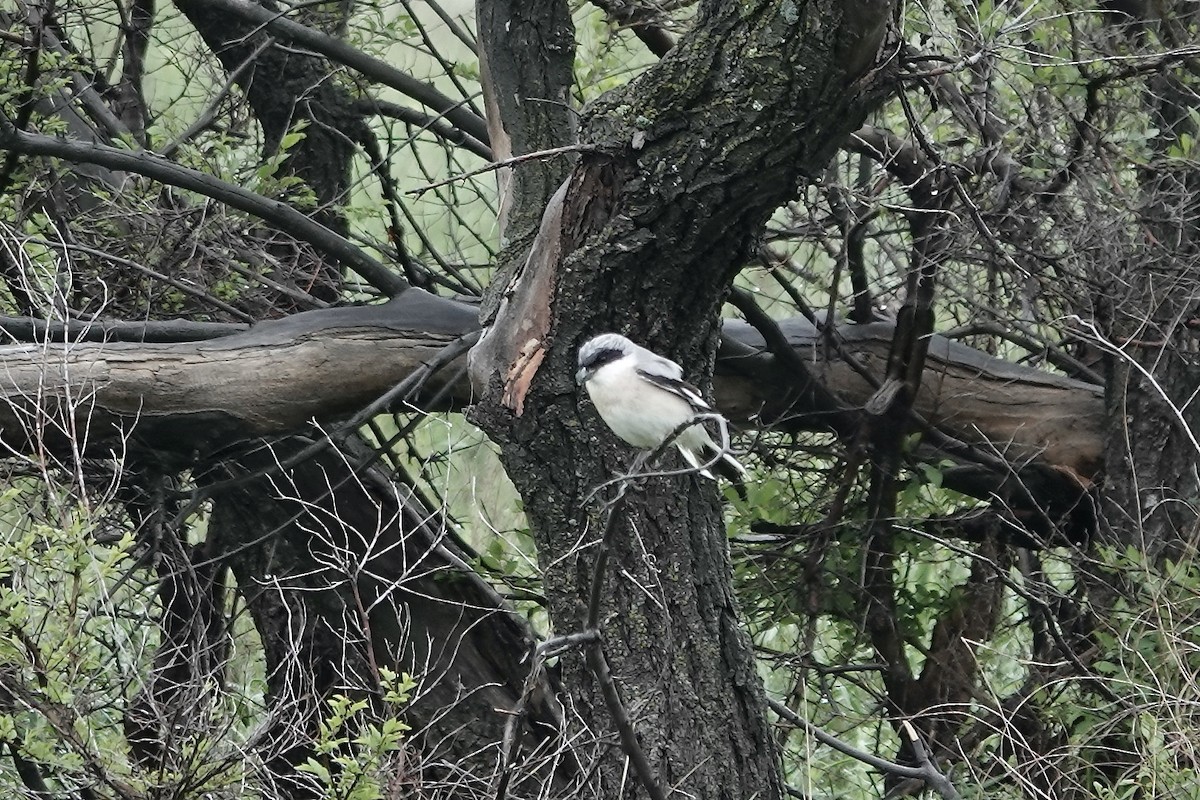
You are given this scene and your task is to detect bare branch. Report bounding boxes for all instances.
[0,121,410,296]
[771,698,964,800]
[356,98,493,161]
[589,0,676,57]
[190,0,489,145]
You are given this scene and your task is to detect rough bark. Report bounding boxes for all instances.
[469,2,898,797]
[1102,172,1200,559]
[1099,2,1200,559]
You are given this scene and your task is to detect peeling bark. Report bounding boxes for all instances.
[470,2,899,796]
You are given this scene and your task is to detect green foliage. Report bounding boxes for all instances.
[0,481,142,795]
[249,121,316,205]
[297,669,416,800]
[571,5,656,102]
[0,471,276,796]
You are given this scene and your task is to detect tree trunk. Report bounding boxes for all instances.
[471,2,897,796]
[1100,4,1200,559]
[476,0,577,243]
[204,439,563,790]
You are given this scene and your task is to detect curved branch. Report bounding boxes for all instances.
[770,698,964,800]
[768,697,926,780]
[589,0,676,57]
[356,98,492,161]
[0,121,409,296]
[193,0,490,146]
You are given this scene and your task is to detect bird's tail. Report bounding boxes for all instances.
[676,445,716,480]
[711,449,748,501]
[715,449,747,480]
[676,444,748,497]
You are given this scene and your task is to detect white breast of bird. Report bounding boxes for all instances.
[584,356,709,452]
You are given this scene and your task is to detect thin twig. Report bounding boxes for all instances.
[357,98,492,161]
[583,645,667,800]
[517,449,674,800]
[1067,314,1200,457]
[768,697,926,780]
[158,37,274,158]
[582,413,734,503]
[494,631,597,800]
[407,144,597,196]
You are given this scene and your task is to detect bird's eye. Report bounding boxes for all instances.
[582,347,623,369]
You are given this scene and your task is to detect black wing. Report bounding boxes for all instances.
[635,368,712,413]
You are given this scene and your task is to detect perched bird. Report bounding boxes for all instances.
[575,333,746,481]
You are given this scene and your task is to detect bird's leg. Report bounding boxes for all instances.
[583,451,652,505]
[584,421,732,502]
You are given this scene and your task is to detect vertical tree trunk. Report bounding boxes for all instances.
[472,2,897,796]
[1101,5,1200,558]
[476,0,577,244]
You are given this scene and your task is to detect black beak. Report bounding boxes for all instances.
[575,367,590,386]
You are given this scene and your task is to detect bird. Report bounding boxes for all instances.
[575,333,746,481]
